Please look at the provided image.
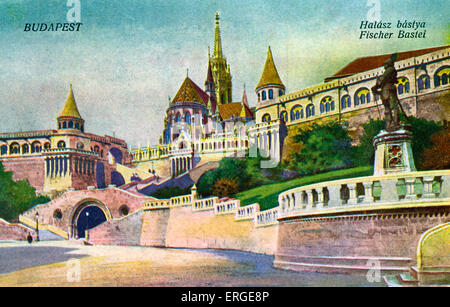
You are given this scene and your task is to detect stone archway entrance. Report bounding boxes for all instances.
[69,200,112,239]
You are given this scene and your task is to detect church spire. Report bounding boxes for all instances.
[213,12,223,59]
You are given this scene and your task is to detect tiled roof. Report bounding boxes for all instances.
[325,45,449,82]
[171,77,210,105]
[218,102,253,120]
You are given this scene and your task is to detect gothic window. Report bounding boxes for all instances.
[57,141,66,148]
[290,105,303,121]
[354,88,371,106]
[306,104,315,118]
[280,111,288,122]
[320,96,335,113]
[262,90,267,101]
[268,89,274,100]
[396,77,410,95]
[185,113,191,125]
[341,95,351,109]
[262,113,271,122]
[418,74,431,91]
[434,66,450,87]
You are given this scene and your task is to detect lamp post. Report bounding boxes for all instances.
[35,212,40,242]
[85,211,89,240]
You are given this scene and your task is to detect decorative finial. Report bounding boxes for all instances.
[186,68,189,77]
[215,12,220,23]
[208,46,210,58]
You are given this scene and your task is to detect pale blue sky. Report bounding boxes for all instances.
[0,0,448,147]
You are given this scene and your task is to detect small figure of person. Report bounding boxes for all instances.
[27,232,33,244]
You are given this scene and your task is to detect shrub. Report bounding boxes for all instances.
[211,178,239,198]
[421,128,450,170]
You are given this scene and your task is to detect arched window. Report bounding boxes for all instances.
[418,74,430,91]
[290,105,303,121]
[434,66,450,87]
[262,113,271,122]
[43,142,51,150]
[341,95,351,109]
[280,111,288,122]
[257,92,261,102]
[9,142,20,154]
[62,121,67,129]
[1,145,7,155]
[185,113,191,125]
[175,113,181,123]
[306,104,315,118]
[396,77,410,95]
[262,90,267,101]
[320,96,335,113]
[68,121,74,128]
[21,144,29,154]
[354,88,371,106]
[31,141,41,153]
[268,89,274,100]
[75,122,80,129]
[279,89,284,97]
[57,141,66,148]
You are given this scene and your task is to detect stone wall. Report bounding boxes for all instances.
[0,219,33,241]
[275,207,450,273]
[88,210,143,246]
[140,206,278,255]
[1,157,45,193]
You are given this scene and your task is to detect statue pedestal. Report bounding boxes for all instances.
[373,126,416,176]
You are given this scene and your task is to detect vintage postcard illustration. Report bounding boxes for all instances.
[0,0,449,291]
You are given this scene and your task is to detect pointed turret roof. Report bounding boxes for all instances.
[256,46,284,90]
[59,84,82,118]
[205,56,214,85]
[241,86,249,108]
[171,77,210,105]
[213,12,223,59]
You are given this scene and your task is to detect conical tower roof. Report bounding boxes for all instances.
[213,12,223,59]
[256,46,284,90]
[59,85,82,118]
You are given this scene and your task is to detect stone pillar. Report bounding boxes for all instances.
[306,190,313,209]
[422,176,436,198]
[347,183,358,205]
[404,177,417,200]
[362,181,374,203]
[316,189,324,209]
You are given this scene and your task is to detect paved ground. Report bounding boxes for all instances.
[0,241,384,287]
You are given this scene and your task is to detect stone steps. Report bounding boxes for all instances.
[274,254,413,274]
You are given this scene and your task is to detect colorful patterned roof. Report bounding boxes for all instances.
[256,46,284,89]
[325,45,449,82]
[171,77,210,105]
[59,85,82,118]
[218,102,253,120]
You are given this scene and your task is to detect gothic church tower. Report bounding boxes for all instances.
[208,12,232,107]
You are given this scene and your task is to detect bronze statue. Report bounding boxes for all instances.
[371,56,405,131]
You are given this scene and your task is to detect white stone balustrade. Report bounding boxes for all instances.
[235,203,260,221]
[278,170,450,219]
[255,207,279,227]
[215,199,240,215]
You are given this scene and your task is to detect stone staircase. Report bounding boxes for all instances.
[384,266,450,287]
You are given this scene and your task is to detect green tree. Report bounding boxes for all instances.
[352,119,385,166]
[290,121,353,174]
[0,161,50,221]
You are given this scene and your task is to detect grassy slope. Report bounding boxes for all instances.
[235,166,373,211]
